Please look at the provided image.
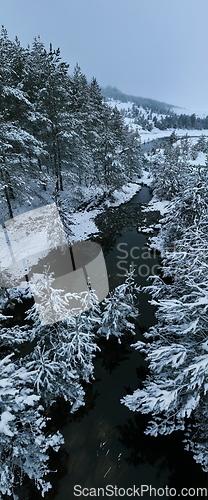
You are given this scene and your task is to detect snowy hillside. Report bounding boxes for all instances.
[107,98,208,143]
[103,87,208,143]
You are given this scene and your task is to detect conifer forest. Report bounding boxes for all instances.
[0,26,208,499]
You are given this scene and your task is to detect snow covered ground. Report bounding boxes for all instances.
[69,181,142,241]
[107,99,133,113]
[139,128,208,144]
[105,182,141,207]
[69,208,101,242]
[106,97,208,144]
[142,198,170,216]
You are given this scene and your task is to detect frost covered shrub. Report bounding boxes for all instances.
[98,269,140,341]
[0,354,64,498]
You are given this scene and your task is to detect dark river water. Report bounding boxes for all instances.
[19,185,208,499]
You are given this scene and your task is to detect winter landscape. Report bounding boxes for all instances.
[1,1,208,499]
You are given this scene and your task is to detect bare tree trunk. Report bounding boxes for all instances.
[51,124,59,192]
[0,162,13,218]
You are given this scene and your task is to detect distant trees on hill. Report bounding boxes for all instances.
[132,107,208,132]
[102,85,172,114]
[102,86,208,132]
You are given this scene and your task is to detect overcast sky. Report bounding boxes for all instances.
[1,0,208,112]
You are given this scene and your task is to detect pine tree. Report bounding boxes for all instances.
[22,282,101,406]
[98,269,140,341]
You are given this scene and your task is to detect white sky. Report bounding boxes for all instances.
[1,0,208,112]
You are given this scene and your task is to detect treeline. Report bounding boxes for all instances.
[0,28,141,221]
[122,136,208,472]
[102,85,172,114]
[0,27,143,498]
[153,112,208,131]
[132,105,208,131]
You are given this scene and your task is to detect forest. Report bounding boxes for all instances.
[0,27,208,498]
[123,134,208,474]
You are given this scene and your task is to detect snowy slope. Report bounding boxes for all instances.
[106,97,208,144]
